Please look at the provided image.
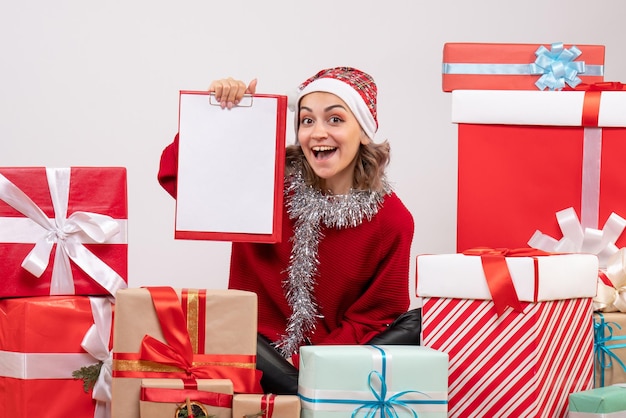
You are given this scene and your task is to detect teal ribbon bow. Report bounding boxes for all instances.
[594,313,626,387]
[531,42,586,90]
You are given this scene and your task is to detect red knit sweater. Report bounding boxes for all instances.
[158,135,414,348]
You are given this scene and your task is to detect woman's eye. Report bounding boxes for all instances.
[301,117,312,125]
[329,116,343,123]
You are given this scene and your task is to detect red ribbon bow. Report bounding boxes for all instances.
[138,287,263,392]
[462,247,551,316]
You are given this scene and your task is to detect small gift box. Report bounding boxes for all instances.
[139,378,233,418]
[298,345,448,418]
[417,250,598,418]
[0,167,128,297]
[442,42,604,91]
[569,384,626,417]
[232,394,301,418]
[594,312,626,387]
[0,295,114,418]
[112,287,262,418]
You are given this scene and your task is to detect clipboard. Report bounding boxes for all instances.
[175,91,287,243]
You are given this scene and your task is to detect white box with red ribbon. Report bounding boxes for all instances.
[416,250,598,418]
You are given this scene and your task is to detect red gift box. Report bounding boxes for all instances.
[0,167,128,297]
[453,88,626,261]
[417,252,598,417]
[442,42,605,91]
[0,295,114,418]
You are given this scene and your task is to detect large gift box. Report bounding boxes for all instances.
[569,384,626,418]
[298,345,449,418]
[233,393,301,418]
[416,250,598,418]
[0,167,128,297]
[452,87,626,260]
[442,42,604,91]
[0,295,114,418]
[112,286,262,418]
[139,378,233,418]
[594,312,626,387]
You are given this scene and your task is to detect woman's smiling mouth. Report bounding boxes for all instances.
[312,145,337,160]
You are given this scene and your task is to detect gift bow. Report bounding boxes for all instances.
[594,313,626,387]
[594,249,626,312]
[462,247,551,316]
[351,370,421,418]
[531,42,586,90]
[0,168,127,296]
[81,297,114,418]
[528,207,626,269]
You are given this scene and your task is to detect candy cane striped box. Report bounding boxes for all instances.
[417,252,598,418]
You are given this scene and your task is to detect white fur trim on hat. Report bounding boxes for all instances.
[296,77,377,141]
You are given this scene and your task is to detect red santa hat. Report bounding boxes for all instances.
[295,67,378,141]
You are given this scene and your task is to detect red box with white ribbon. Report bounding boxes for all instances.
[416,251,598,418]
[442,42,605,91]
[0,167,128,297]
[0,295,114,418]
[453,87,626,269]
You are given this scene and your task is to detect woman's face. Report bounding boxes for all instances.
[297,92,369,194]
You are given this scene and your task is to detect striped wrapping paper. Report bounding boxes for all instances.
[421,296,594,418]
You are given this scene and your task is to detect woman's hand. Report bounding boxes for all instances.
[208,77,258,109]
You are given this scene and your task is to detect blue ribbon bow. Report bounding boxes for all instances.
[530,42,586,90]
[594,313,626,387]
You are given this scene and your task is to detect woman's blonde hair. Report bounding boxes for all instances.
[285,140,391,193]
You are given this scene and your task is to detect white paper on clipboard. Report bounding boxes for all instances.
[175,91,287,242]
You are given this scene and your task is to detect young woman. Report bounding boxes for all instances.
[158,67,420,394]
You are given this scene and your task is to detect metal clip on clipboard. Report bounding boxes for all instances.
[208,93,254,107]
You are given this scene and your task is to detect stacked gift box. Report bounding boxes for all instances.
[0,167,127,418]
[421,41,626,417]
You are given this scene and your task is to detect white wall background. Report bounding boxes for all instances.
[2,0,626,308]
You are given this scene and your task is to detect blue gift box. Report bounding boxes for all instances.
[569,384,626,417]
[298,345,448,418]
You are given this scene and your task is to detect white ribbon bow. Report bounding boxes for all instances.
[528,207,626,269]
[0,168,127,296]
[594,249,626,312]
[81,297,114,418]
[528,207,626,312]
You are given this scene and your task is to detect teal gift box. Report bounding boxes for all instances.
[298,345,448,418]
[569,384,626,417]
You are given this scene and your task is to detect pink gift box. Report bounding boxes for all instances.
[0,167,128,297]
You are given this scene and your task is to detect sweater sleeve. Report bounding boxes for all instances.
[315,196,415,346]
[157,133,179,199]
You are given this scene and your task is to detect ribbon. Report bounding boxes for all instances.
[299,345,447,417]
[530,42,588,90]
[529,207,626,269]
[0,168,127,296]
[593,313,626,387]
[114,287,262,393]
[139,386,233,407]
[80,297,114,418]
[594,249,626,312]
[462,248,551,316]
[261,393,276,417]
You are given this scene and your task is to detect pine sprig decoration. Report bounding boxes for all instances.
[72,361,103,393]
[244,410,266,418]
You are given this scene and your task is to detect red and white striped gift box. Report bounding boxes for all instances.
[417,251,598,418]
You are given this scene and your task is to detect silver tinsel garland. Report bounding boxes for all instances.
[274,169,391,357]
